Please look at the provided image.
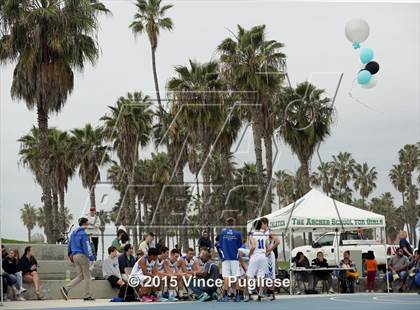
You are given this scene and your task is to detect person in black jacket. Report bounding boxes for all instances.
[310,251,334,293]
[20,246,43,299]
[118,244,135,282]
[292,251,311,294]
[2,249,25,299]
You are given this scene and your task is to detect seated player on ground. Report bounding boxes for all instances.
[130,247,159,302]
[193,248,207,273]
[180,248,196,277]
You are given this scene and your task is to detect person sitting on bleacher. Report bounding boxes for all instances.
[385,247,409,292]
[338,251,357,293]
[103,246,127,298]
[310,251,334,294]
[118,244,135,283]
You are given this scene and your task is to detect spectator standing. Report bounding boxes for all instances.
[20,246,43,299]
[118,244,136,282]
[385,247,409,292]
[338,251,357,293]
[102,246,127,298]
[311,252,334,293]
[156,238,165,253]
[364,251,377,292]
[138,232,155,256]
[198,231,212,250]
[85,207,101,260]
[399,231,413,257]
[60,217,95,301]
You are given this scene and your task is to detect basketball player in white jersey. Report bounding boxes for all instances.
[238,233,252,301]
[192,248,207,273]
[260,217,279,300]
[180,248,196,276]
[246,219,269,301]
[155,247,170,302]
[130,247,159,302]
[163,248,185,301]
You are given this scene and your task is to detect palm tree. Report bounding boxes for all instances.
[101,92,153,246]
[275,170,295,208]
[218,25,286,215]
[389,164,407,206]
[276,82,334,193]
[353,162,378,208]
[70,124,110,211]
[311,162,335,196]
[48,128,75,238]
[167,60,226,219]
[0,0,109,242]
[18,127,74,239]
[20,203,37,242]
[331,152,356,202]
[130,0,173,109]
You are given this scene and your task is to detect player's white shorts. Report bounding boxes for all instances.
[265,252,276,279]
[222,260,240,278]
[246,253,267,278]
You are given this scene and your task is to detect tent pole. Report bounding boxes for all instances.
[289,228,293,295]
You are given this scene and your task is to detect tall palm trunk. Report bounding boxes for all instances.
[299,158,311,193]
[89,184,96,210]
[251,113,265,216]
[59,188,66,233]
[151,47,162,110]
[52,189,59,242]
[263,132,273,215]
[27,228,32,243]
[37,103,53,243]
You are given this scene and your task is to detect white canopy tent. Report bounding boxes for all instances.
[247,188,389,294]
[248,189,385,233]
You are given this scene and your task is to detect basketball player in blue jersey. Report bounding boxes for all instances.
[130,247,159,302]
[219,217,242,302]
[260,217,279,301]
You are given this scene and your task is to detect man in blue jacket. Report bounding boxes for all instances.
[60,217,95,301]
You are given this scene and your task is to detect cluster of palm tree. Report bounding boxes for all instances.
[20,202,73,243]
[4,1,417,247]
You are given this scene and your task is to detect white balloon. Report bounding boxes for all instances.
[345,18,370,45]
[361,76,377,89]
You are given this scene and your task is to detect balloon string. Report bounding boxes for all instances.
[348,79,384,114]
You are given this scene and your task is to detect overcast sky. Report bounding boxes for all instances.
[1,1,419,241]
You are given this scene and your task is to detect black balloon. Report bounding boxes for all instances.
[365,61,380,75]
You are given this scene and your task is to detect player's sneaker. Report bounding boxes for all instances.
[234,294,241,302]
[243,294,250,302]
[198,293,211,302]
[141,295,153,302]
[150,295,158,302]
[168,295,178,302]
[219,295,229,302]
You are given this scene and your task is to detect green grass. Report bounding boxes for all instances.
[1,238,28,244]
[278,260,290,269]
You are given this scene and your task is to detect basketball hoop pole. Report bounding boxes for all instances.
[0,206,3,306]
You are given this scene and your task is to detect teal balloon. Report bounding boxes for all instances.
[360,47,374,64]
[357,70,372,85]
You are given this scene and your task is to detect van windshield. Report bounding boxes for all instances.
[315,234,335,247]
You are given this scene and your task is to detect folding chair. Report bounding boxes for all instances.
[123,267,141,301]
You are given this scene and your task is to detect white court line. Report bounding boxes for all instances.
[330,296,418,305]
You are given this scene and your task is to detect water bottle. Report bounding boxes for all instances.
[65,269,71,281]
